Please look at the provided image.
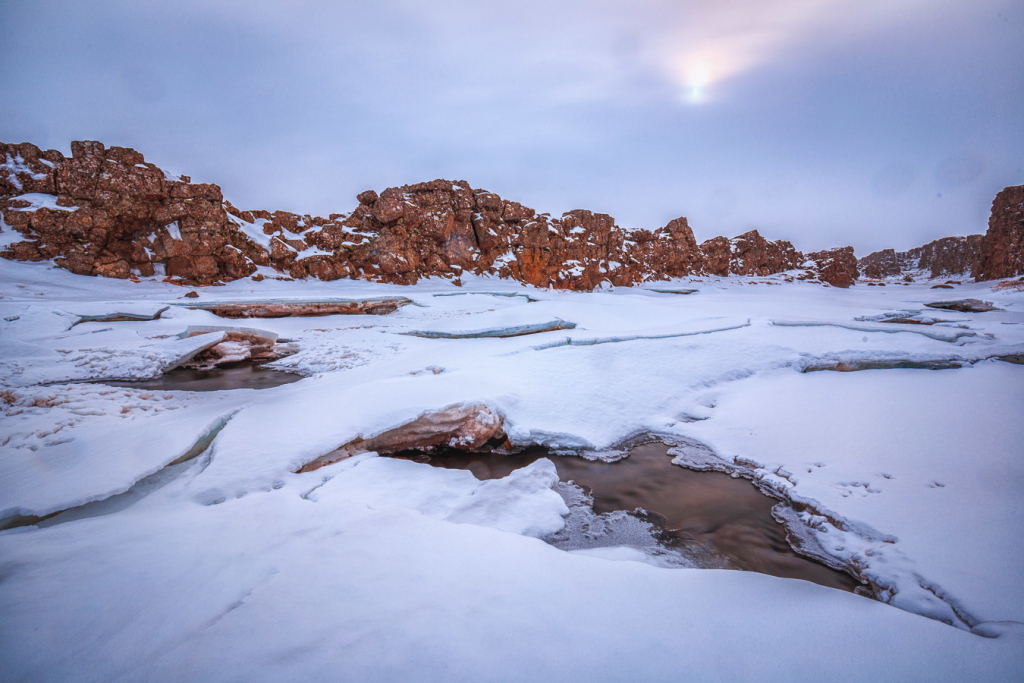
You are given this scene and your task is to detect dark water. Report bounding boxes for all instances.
[392,442,861,592]
[104,362,302,391]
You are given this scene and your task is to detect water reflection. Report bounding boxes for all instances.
[392,442,861,592]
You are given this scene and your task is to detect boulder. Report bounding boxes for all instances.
[296,403,506,472]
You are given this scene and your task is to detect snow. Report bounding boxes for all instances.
[1,258,1023,679]
[0,314,228,387]
[306,454,568,537]
[228,215,274,250]
[0,212,23,249]
[563,259,585,276]
[492,250,517,266]
[293,243,335,258]
[8,192,78,212]
[0,387,242,519]
[165,220,182,241]
[683,364,1024,631]
[2,153,49,191]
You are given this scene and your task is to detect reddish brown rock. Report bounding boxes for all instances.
[1,142,60,194]
[632,217,704,279]
[698,230,800,277]
[859,236,983,280]
[0,139,837,289]
[14,139,1014,291]
[975,184,1024,281]
[912,235,983,278]
[0,140,256,284]
[806,247,859,288]
[729,230,802,275]
[699,236,732,277]
[184,298,412,318]
[296,403,505,472]
[859,249,903,279]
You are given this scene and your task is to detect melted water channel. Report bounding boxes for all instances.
[392,442,861,592]
[105,361,302,392]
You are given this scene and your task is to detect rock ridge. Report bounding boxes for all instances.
[2,141,1020,288]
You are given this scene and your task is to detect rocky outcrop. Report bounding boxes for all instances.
[857,184,1024,283]
[975,185,1024,281]
[182,298,412,318]
[859,236,983,281]
[859,249,908,279]
[699,230,802,277]
[924,299,1000,313]
[296,403,506,472]
[0,141,261,284]
[177,325,294,370]
[291,185,708,290]
[806,247,859,288]
[913,236,983,278]
[0,140,820,287]
[6,139,1017,289]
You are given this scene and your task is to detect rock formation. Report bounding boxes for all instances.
[4,140,1019,289]
[806,247,859,288]
[699,230,801,277]
[858,249,902,279]
[296,403,506,472]
[0,141,260,284]
[859,235,983,280]
[975,184,1024,281]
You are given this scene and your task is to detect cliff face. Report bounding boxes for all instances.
[3,140,1018,289]
[975,184,1024,281]
[859,235,984,280]
[807,247,859,288]
[913,235,984,278]
[858,248,904,279]
[699,230,802,277]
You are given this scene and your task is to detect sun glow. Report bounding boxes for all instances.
[682,56,716,104]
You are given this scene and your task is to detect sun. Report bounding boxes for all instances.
[680,56,716,104]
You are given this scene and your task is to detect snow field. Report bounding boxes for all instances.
[1,259,1023,679]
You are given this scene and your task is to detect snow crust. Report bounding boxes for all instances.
[1,258,1023,679]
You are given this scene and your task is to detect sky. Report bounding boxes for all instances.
[1,0,1022,254]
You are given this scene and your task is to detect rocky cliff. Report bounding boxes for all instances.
[975,184,1024,281]
[859,235,984,280]
[2,140,1017,289]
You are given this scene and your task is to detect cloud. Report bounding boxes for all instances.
[643,0,940,103]
[0,0,1020,254]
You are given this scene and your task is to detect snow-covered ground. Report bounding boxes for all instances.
[1,259,1023,681]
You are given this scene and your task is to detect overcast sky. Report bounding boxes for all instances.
[1,0,1022,253]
